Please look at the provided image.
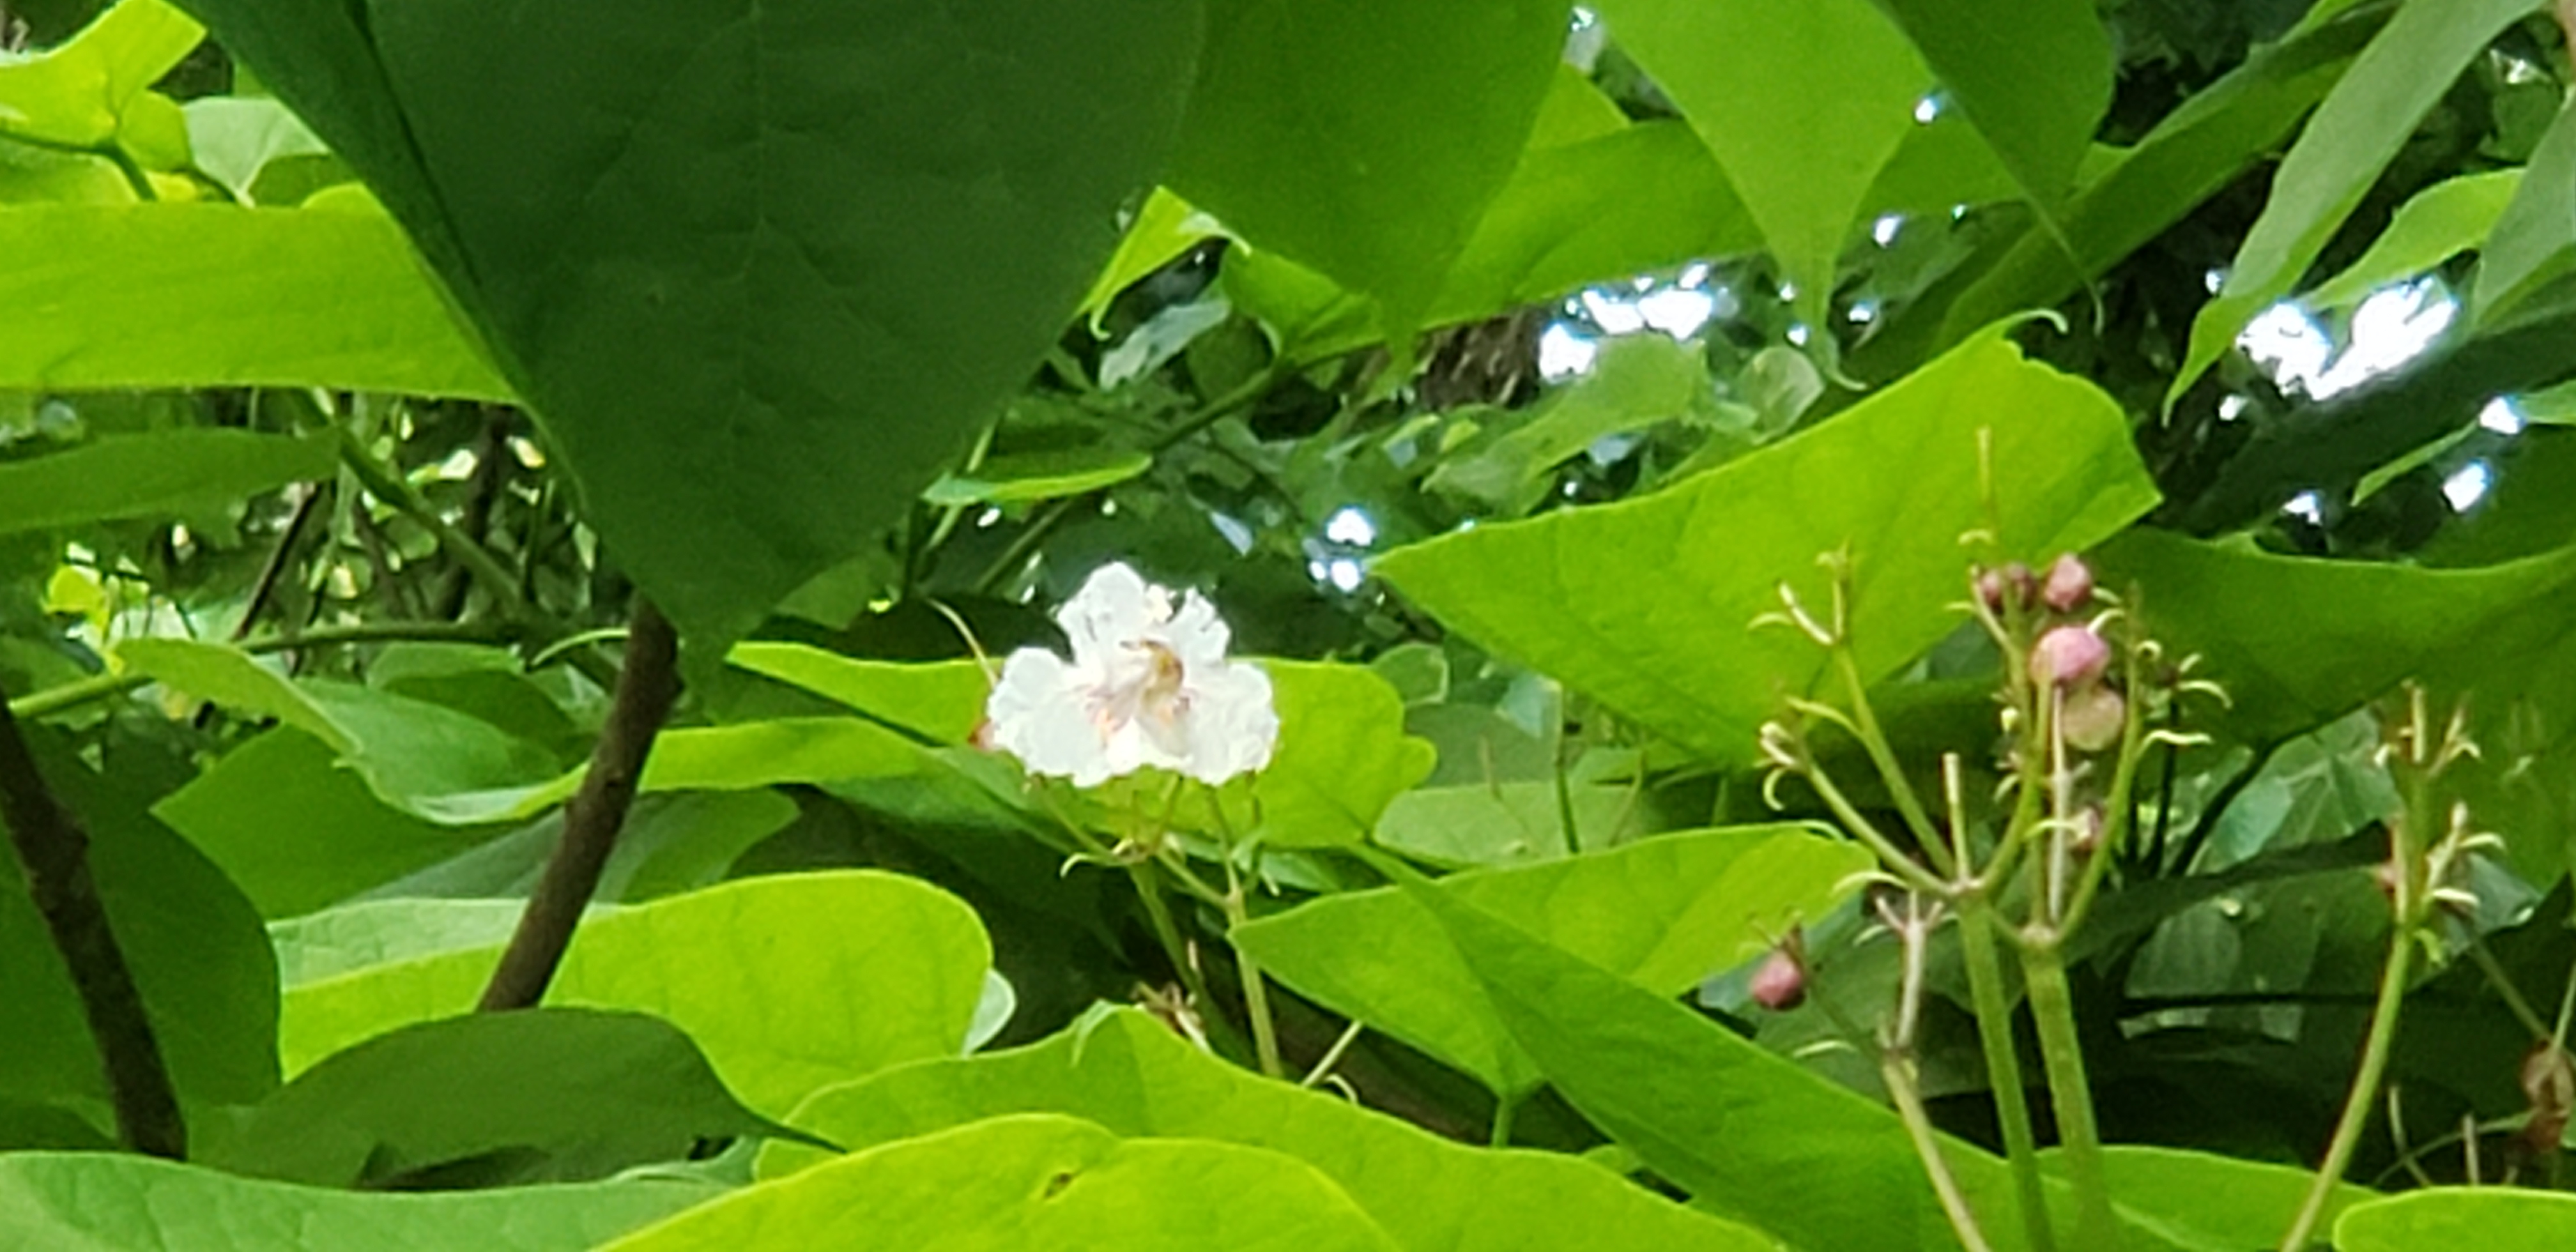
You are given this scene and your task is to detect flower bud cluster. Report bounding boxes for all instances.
[1982,553,2123,752]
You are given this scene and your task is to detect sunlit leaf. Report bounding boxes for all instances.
[763,1008,1781,1252]
[2334,1188,2576,1251]
[1236,825,1869,1094]
[1377,330,2157,766]
[278,871,991,1117]
[2309,170,2521,310]
[0,203,511,398]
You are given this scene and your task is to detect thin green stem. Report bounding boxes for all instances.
[1959,901,2055,1252]
[1207,793,1284,1078]
[1127,860,1215,1011]
[2468,939,2554,1043]
[2021,937,2118,1250]
[8,620,518,721]
[1302,1019,1366,1089]
[1834,648,1956,876]
[1800,760,1948,896]
[337,432,532,623]
[1489,1091,1519,1149]
[1883,1050,1997,1252]
[2278,922,2414,1252]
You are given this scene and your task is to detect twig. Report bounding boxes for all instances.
[0,679,185,1157]
[478,599,681,1011]
[7,620,519,722]
[231,482,326,641]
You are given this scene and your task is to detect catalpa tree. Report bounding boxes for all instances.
[0,0,2572,1248]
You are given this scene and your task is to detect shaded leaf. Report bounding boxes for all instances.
[1872,0,2113,211]
[0,431,334,537]
[180,0,1204,648]
[2474,94,2576,326]
[1593,0,1927,324]
[209,1009,816,1188]
[2093,529,2576,746]
[0,735,279,1110]
[2173,0,2535,404]
[0,1152,716,1251]
[1169,0,1565,339]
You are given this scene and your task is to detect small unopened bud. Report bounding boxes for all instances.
[2030,625,2110,689]
[2060,685,2125,752]
[2041,553,2095,613]
[1977,562,2035,613]
[1749,939,1807,1011]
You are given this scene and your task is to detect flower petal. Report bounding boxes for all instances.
[1057,562,1156,666]
[986,647,1116,787]
[1179,659,1278,784]
[1162,589,1235,669]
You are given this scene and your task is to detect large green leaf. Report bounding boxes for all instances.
[1871,0,2112,211]
[0,0,200,166]
[2172,0,2538,404]
[1167,0,1563,341]
[1234,825,1871,1094]
[0,431,334,537]
[1238,662,1436,850]
[1592,0,1928,325]
[116,638,563,822]
[1391,874,2308,1252]
[2473,93,2576,326]
[614,1113,1400,1251]
[208,1009,811,1189]
[0,203,510,398]
[176,0,1203,649]
[0,735,279,1113]
[153,729,509,918]
[1925,6,2377,354]
[2307,169,2521,310]
[2093,529,2576,746]
[763,1009,1779,1252]
[0,1152,717,1252]
[277,871,990,1117]
[725,645,986,743]
[269,899,539,988]
[1376,330,2158,766]
[2334,1188,2576,1251]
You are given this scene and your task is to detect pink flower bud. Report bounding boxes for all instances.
[2029,625,2110,689]
[2060,685,2124,752]
[1977,562,2034,613]
[1749,940,1807,1011]
[2041,553,2094,613]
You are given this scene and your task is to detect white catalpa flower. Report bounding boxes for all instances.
[984,562,1278,787]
